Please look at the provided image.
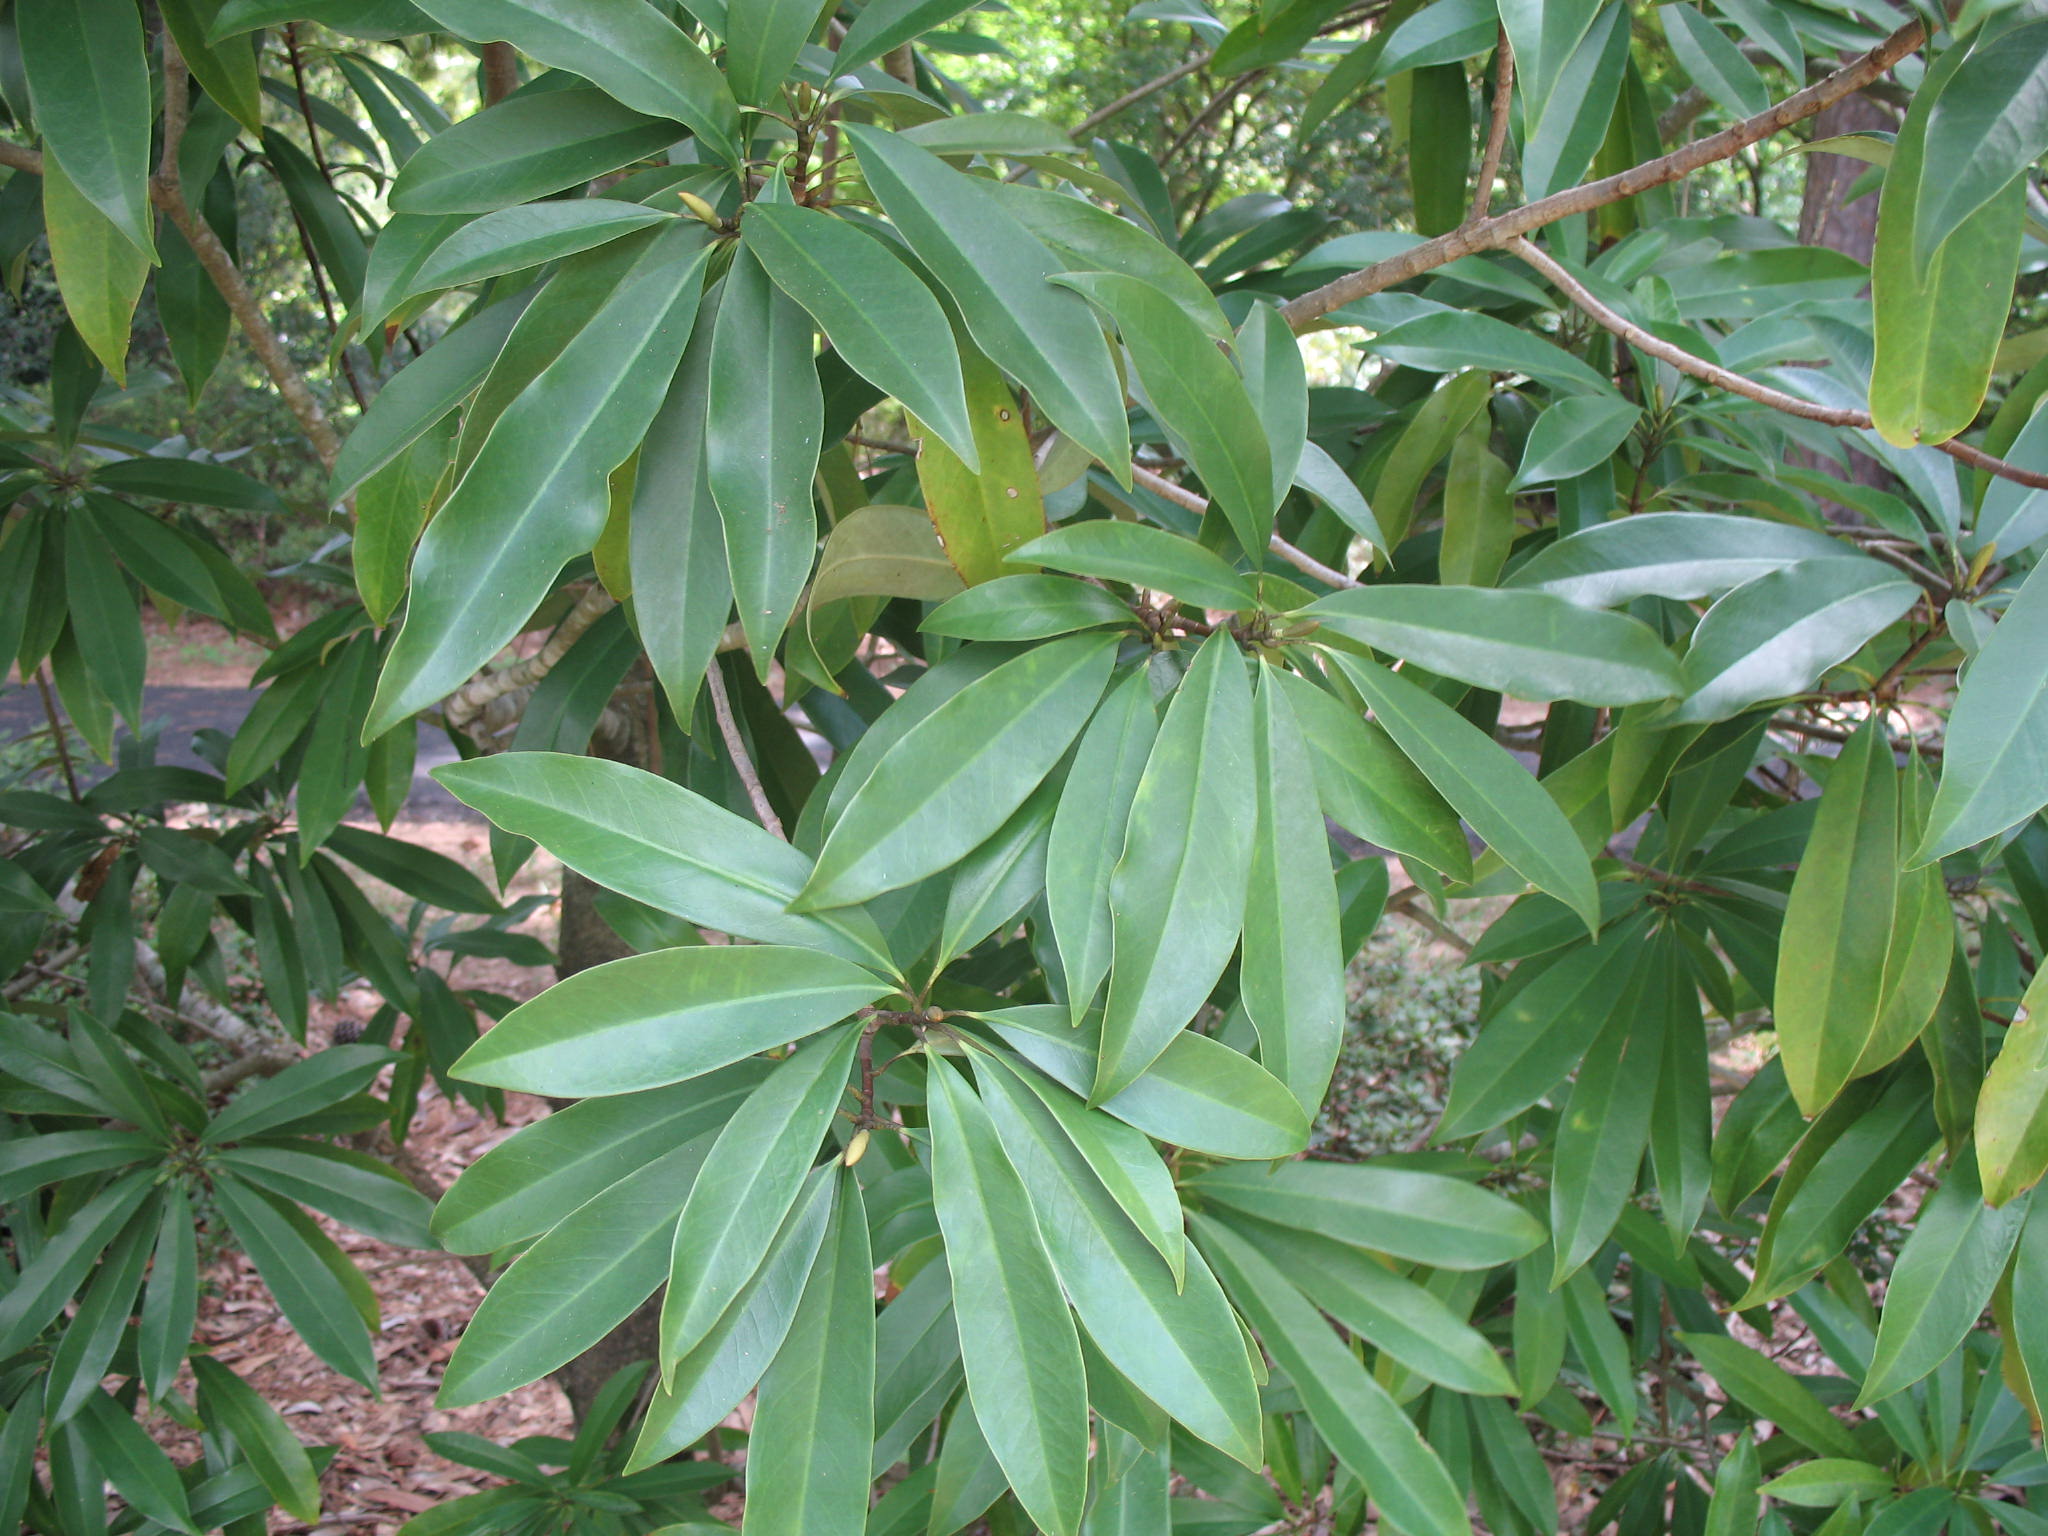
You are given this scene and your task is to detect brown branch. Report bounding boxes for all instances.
[480,41,520,106]
[1505,234,2048,493]
[36,668,80,800]
[1129,463,1361,589]
[284,25,370,411]
[1076,51,1214,136]
[1278,19,1926,329]
[1469,28,1514,224]
[0,137,40,174]
[707,661,786,839]
[443,585,617,728]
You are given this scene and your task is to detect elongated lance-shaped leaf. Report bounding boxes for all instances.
[1241,669,1344,1114]
[1047,668,1158,1025]
[1978,966,2048,1208]
[1505,511,1849,607]
[137,1185,199,1403]
[742,200,977,468]
[1773,720,1899,1114]
[1055,271,1274,560]
[367,223,711,738]
[1323,649,1599,932]
[926,1053,1089,1536]
[709,244,822,675]
[390,85,686,213]
[871,1262,962,1474]
[1913,19,2048,268]
[843,124,1130,477]
[438,1133,715,1406]
[1236,300,1308,513]
[192,1358,322,1524]
[661,1025,861,1371]
[451,945,886,1097]
[1013,522,1258,614]
[1096,632,1255,1102]
[406,202,671,301]
[212,1176,381,1391]
[628,1166,835,1472]
[725,0,829,106]
[743,1170,875,1536]
[973,1052,1263,1467]
[435,751,892,970]
[911,347,1047,585]
[800,633,1119,909]
[17,0,155,259]
[1195,1215,1471,1536]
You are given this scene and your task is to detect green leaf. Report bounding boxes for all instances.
[930,1395,1008,1536]
[1871,41,2025,447]
[1916,558,2048,861]
[1096,631,1255,1101]
[18,0,153,257]
[661,1025,861,1367]
[1193,1159,1542,1271]
[62,513,145,732]
[1211,1210,1515,1396]
[213,1175,381,1389]
[75,1389,199,1535]
[0,1166,156,1356]
[138,1186,199,1403]
[1506,511,1849,607]
[1680,1333,1868,1461]
[215,1143,436,1248]
[1761,1460,1894,1509]
[390,83,688,214]
[1240,670,1343,1114]
[263,129,368,308]
[1370,308,1615,395]
[437,1132,714,1407]
[434,1062,765,1254]
[1520,4,1629,199]
[927,1055,1088,1536]
[1195,1216,1470,1536]
[923,574,1134,642]
[811,503,964,607]
[934,776,1056,972]
[1303,585,1681,705]
[205,1045,399,1144]
[41,153,148,382]
[192,1358,322,1523]
[1293,439,1389,555]
[1438,414,1513,588]
[975,1054,1260,1467]
[325,823,500,913]
[708,243,822,675]
[46,1198,155,1423]
[836,0,980,68]
[1056,271,1275,558]
[1324,650,1599,929]
[409,200,672,300]
[871,1262,962,1473]
[1012,521,1257,612]
[454,945,884,1097]
[992,180,1231,341]
[410,4,736,156]
[1510,396,1642,491]
[744,201,977,467]
[1703,1431,1761,1536]
[1046,668,1157,1025]
[978,1007,1309,1159]
[744,1170,874,1536]
[627,1165,835,1471]
[800,632,1119,909]
[1269,667,1470,878]
[1660,6,1767,117]
[1978,968,2048,1207]
[0,1128,157,1202]
[1861,1157,2026,1405]
[368,223,710,736]
[1914,19,2048,268]
[910,345,1045,585]
[1673,558,1919,724]
[845,123,1129,475]
[1774,720,1899,1114]
[725,0,828,106]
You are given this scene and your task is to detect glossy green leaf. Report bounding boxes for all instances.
[1914,19,2048,268]
[744,200,977,467]
[627,1165,834,1471]
[661,1025,860,1367]
[801,632,1118,909]
[41,154,148,383]
[1195,1216,1470,1536]
[926,1054,1089,1536]
[1193,1159,1542,1270]
[1510,396,1642,491]
[409,200,672,298]
[410,4,736,155]
[213,1175,381,1389]
[74,1389,198,1535]
[1507,511,1849,607]
[1674,558,1919,724]
[192,1357,322,1524]
[1324,650,1599,929]
[1680,1332,1868,1461]
[438,1131,714,1406]
[923,574,1134,642]
[218,1142,434,1247]
[138,1187,199,1404]
[0,1166,156,1356]
[725,0,828,106]
[836,0,980,68]
[1774,720,1898,1113]
[1304,585,1681,705]
[455,944,883,1097]
[1240,670,1344,1113]
[1916,557,2048,861]
[369,224,709,735]
[46,1199,154,1423]
[910,345,1045,584]
[1012,521,1257,612]
[1660,6,1767,117]
[18,0,152,257]
[63,513,145,731]
[1703,1431,1761,1536]
[975,1054,1259,1465]
[1370,308,1615,395]
[745,1170,874,1536]
[1096,631,1255,1101]
[934,776,1055,972]
[1293,439,1388,555]
[390,84,686,214]
[709,244,822,674]
[845,124,1129,475]
[1978,968,2048,1207]
[1057,271,1274,557]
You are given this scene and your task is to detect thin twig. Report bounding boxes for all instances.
[706,662,786,840]
[1504,234,2048,492]
[1277,19,1926,329]
[1468,29,1514,224]
[284,24,370,411]
[1076,51,1214,136]
[35,667,80,800]
[1130,463,1361,589]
